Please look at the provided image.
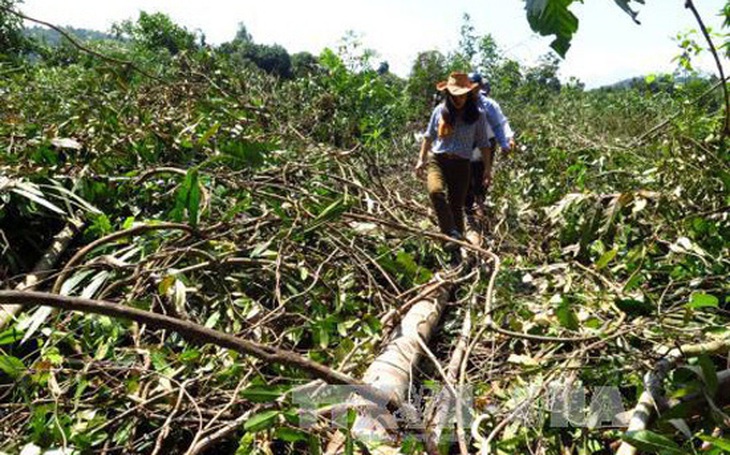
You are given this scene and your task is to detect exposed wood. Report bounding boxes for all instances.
[354,284,452,447]
[0,219,83,330]
[424,306,471,449]
[617,339,730,455]
[325,228,487,454]
[424,226,482,453]
[324,280,452,455]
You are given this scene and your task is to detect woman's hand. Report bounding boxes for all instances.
[504,137,516,154]
[414,158,426,178]
[483,169,493,188]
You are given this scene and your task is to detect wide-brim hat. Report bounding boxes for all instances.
[436,72,479,96]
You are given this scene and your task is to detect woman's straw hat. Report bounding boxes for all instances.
[436,72,479,96]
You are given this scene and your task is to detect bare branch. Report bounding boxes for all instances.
[0,290,400,410]
[0,5,166,83]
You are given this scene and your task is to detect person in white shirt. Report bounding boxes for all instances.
[466,72,515,221]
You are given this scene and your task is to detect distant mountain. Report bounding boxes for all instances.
[594,73,714,92]
[604,76,644,90]
[24,25,116,46]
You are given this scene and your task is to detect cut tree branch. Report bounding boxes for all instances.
[617,338,730,455]
[0,290,402,411]
[0,219,83,330]
[51,222,197,294]
[685,0,730,136]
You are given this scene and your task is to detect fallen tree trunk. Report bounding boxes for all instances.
[0,218,83,330]
[325,226,494,455]
[617,339,730,455]
[360,283,452,450]
[424,306,471,449]
[424,227,482,453]
[325,230,485,454]
[324,277,452,454]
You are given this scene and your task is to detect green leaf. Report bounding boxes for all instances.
[555,297,579,331]
[275,427,308,443]
[595,248,618,270]
[0,355,25,379]
[88,213,113,236]
[150,350,172,375]
[686,293,719,310]
[197,122,220,146]
[235,432,255,454]
[217,140,273,169]
[171,168,201,227]
[43,347,63,366]
[620,430,683,454]
[525,0,580,57]
[698,354,718,396]
[113,420,135,445]
[303,197,348,234]
[396,251,418,276]
[698,434,730,451]
[187,169,201,227]
[308,434,322,455]
[244,410,280,432]
[525,0,644,57]
[317,324,330,349]
[240,386,286,403]
[179,349,201,364]
[0,328,23,346]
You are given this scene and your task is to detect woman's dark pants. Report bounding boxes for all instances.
[426,154,471,236]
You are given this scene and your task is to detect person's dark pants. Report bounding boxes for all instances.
[426,153,471,236]
[465,160,485,214]
[465,139,496,215]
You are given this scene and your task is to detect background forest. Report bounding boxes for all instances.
[1,1,730,454]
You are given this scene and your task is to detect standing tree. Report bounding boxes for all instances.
[291,51,319,78]
[113,11,198,56]
[457,13,477,66]
[219,23,293,79]
[0,0,27,59]
[406,50,449,119]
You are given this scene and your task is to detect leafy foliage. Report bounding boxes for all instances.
[525,0,580,57]
[525,0,645,57]
[219,23,293,79]
[2,4,730,455]
[112,11,200,56]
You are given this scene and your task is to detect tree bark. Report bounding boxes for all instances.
[617,339,730,455]
[424,307,471,447]
[324,280,452,455]
[0,219,83,329]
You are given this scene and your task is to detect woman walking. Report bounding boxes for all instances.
[414,72,493,264]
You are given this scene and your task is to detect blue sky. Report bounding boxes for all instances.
[19,0,730,88]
